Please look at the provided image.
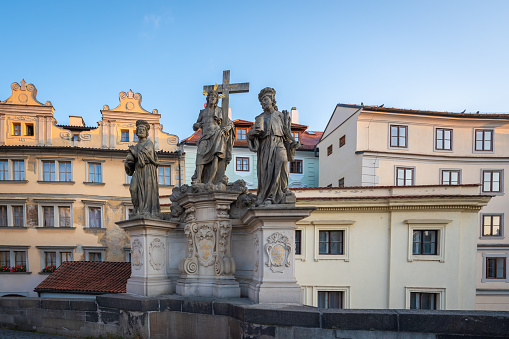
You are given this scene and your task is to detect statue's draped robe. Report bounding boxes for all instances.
[195,106,235,183]
[247,110,295,205]
[125,139,160,217]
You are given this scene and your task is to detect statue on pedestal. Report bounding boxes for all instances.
[125,120,161,218]
[191,86,235,185]
[247,87,300,206]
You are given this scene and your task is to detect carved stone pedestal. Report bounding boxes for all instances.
[117,218,177,297]
[240,206,315,304]
[175,191,241,298]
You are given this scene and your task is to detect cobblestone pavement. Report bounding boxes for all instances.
[0,329,77,338]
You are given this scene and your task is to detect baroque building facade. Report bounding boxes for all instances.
[317,104,509,310]
[0,80,181,297]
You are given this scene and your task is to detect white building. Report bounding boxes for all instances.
[317,104,509,310]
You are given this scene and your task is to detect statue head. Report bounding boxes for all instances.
[258,87,278,111]
[206,91,219,107]
[135,120,150,138]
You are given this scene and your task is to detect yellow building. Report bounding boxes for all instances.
[0,80,181,297]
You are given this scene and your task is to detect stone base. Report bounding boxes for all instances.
[176,277,241,298]
[126,276,172,297]
[248,281,301,304]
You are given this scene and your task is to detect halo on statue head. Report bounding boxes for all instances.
[203,84,225,99]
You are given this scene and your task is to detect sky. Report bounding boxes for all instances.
[1,1,509,139]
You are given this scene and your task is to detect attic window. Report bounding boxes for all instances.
[292,131,300,141]
[236,128,248,140]
[26,124,34,136]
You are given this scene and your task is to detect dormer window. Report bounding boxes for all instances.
[292,131,300,141]
[236,128,247,140]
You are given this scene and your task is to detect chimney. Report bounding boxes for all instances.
[228,107,232,120]
[290,107,299,124]
[69,116,85,127]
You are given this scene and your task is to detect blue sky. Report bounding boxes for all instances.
[1,1,508,139]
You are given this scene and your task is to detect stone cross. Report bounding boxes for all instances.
[203,70,249,126]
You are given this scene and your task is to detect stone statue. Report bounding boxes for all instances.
[247,87,300,206]
[125,120,161,218]
[191,87,235,185]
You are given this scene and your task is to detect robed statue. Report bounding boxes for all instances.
[247,87,300,206]
[125,120,161,218]
[191,85,235,185]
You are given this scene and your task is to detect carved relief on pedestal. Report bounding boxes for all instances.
[216,203,230,219]
[265,232,292,273]
[132,239,143,270]
[196,224,216,267]
[253,233,260,273]
[184,206,196,222]
[179,223,198,275]
[215,221,235,275]
[149,238,165,270]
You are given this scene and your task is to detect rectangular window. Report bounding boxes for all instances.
[59,162,72,182]
[0,206,7,226]
[14,251,26,267]
[339,178,345,187]
[483,170,502,193]
[290,160,303,174]
[89,252,102,262]
[45,252,56,268]
[43,161,56,181]
[121,130,129,142]
[483,215,502,237]
[13,160,25,181]
[13,123,21,136]
[0,160,8,180]
[410,292,438,310]
[12,206,24,227]
[43,206,55,227]
[236,157,249,171]
[58,207,71,227]
[435,128,452,151]
[339,135,346,148]
[158,165,171,185]
[441,170,460,185]
[396,167,414,186]
[292,131,300,141]
[0,251,10,266]
[413,230,438,255]
[390,125,407,148]
[475,129,493,151]
[236,128,248,140]
[133,133,138,142]
[88,163,102,183]
[486,257,506,279]
[89,207,102,228]
[327,145,333,156]
[26,124,34,136]
[60,252,72,264]
[318,291,342,309]
[295,230,302,255]
[319,230,343,255]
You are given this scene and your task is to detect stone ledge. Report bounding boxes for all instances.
[96,294,159,312]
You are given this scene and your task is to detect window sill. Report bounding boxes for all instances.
[37,180,75,185]
[35,227,76,230]
[314,254,349,262]
[0,180,28,184]
[0,226,27,229]
[123,183,130,186]
[0,271,31,274]
[83,227,106,232]
[480,236,505,240]
[408,255,443,262]
[83,182,105,186]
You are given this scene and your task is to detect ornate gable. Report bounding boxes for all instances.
[105,89,153,114]
[1,79,52,107]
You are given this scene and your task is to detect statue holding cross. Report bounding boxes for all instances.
[191,71,249,185]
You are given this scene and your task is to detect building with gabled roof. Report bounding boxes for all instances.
[0,80,181,297]
[181,107,322,188]
[317,103,509,310]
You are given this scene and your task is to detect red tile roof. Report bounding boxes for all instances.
[34,261,131,294]
[182,120,322,151]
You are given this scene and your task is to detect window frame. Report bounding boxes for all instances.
[327,145,333,156]
[295,222,308,262]
[317,290,343,309]
[25,123,34,137]
[121,129,130,142]
[406,219,450,262]
[83,247,106,262]
[481,213,503,238]
[13,122,21,136]
[312,286,350,309]
[405,287,445,310]
[235,157,250,172]
[0,246,29,272]
[474,129,494,152]
[38,158,74,183]
[389,125,408,148]
[395,166,415,186]
[83,200,105,229]
[339,178,345,187]
[0,200,27,227]
[412,230,438,255]
[0,158,27,181]
[440,169,461,185]
[289,159,303,174]
[292,131,300,142]
[236,127,248,140]
[339,135,346,148]
[434,128,453,152]
[481,253,509,282]
[36,246,75,272]
[481,169,503,194]
[318,230,344,255]
[313,221,353,262]
[158,165,172,186]
[35,199,75,228]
